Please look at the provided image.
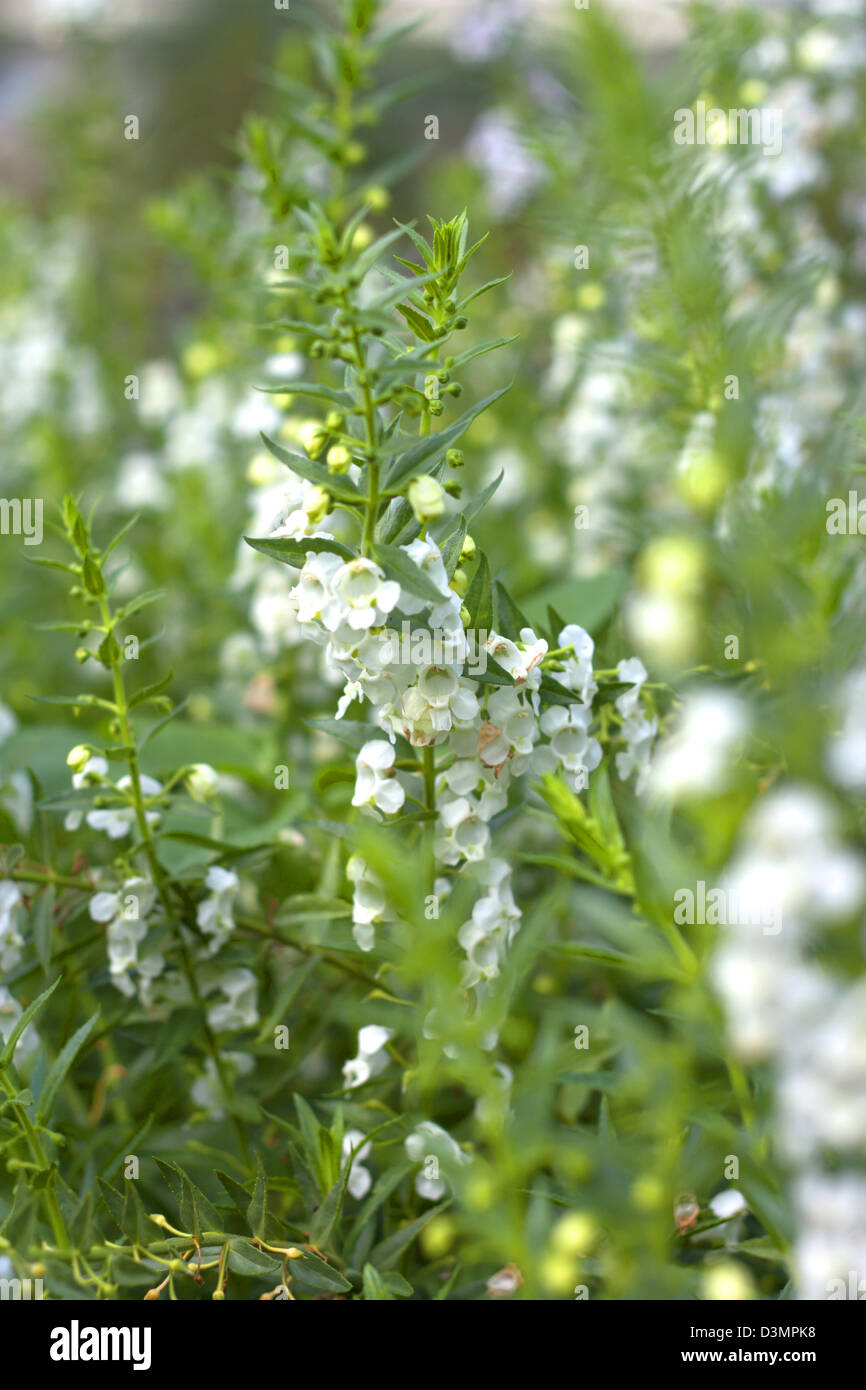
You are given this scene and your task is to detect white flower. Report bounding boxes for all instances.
[540,702,602,789]
[206,967,258,1031]
[615,712,657,795]
[342,1023,393,1089]
[68,763,163,840]
[186,763,220,802]
[405,1120,471,1200]
[327,558,401,632]
[709,1190,748,1221]
[352,740,405,815]
[649,690,744,800]
[0,881,24,971]
[347,856,391,952]
[614,657,648,717]
[435,795,491,865]
[196,866,239,953]
[794,1173,866,1301]
[292,550,344,626]
[89,876,157,990]
[342,1129,373,1200]
[485,627,548,687]
[396,667,479,747]
[481,688,540,764]
[558,624,597,705]
[827,667,866,790]
[191,1052,254,1118]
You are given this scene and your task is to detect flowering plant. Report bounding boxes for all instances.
[1,0,865,1307]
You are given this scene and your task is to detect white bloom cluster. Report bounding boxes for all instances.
[405,1120,472,1200]
[64,754,163,840]
[89,876,160,998]
[712,785,866,1298]
[0,881,25,972]
[87,864,251,1028]
[347,854,393,953]
[287,534,653,987]
[342,1023,393,1089]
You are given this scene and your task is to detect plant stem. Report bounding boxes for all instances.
[95,593,252,1169]
[0,1066,69,1250]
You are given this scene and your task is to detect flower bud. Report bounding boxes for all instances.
[459,533,476,561]
[407,475,445,523]
[326,444,352,475]
[185,763,220,802]
[304,486,333,524]
[450,567,469,598]
[363,185,389,211]
[446,448,464,468]
[66,744,92,772]
[298,420,327,459]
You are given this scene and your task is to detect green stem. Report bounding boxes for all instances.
[95,594,252,1169]
[0,1067,69,1250]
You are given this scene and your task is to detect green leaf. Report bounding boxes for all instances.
[258,431,361,501]
[0,845,25,874]
[217,1169,253,1223]
[247,1158,267,1240]
[97,1177,125,1232]
[493,579,531,641]
[32,887,55,975]
[464,550,492,632]
[369,1200,449,1271]
[457,272,512,311]
[523,571,629,637]
[35,1008,98,1121]
[290,1249,352,1293]
[244,535,354,567]
[384,385,511,491]
[128,671,173,711]
[227,1238,281,1278]
[447,335,518,370]
[440,517,467,578]
[362,1262,392,1299]
[257,381,352,407]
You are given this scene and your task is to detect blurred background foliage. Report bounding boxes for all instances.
[1,0,866,1300]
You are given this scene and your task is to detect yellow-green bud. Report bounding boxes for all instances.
[298,420,327,460]
[304,486,332,524]
[407,475,445,522]
[363,185,389,211]
[552,1212,597,1256]
[459,533,476,561]
[326,444,352,475]
[66,744,92,772]
[450,567,469,598]
[446,448,464,468]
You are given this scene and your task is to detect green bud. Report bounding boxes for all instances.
[326,444,352,475]
[66,744,92,772]
[450,566,469,598]
[407,475,445,523]
[304,486,333,524]
[460,533,476,561]
[446,449,464,468]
